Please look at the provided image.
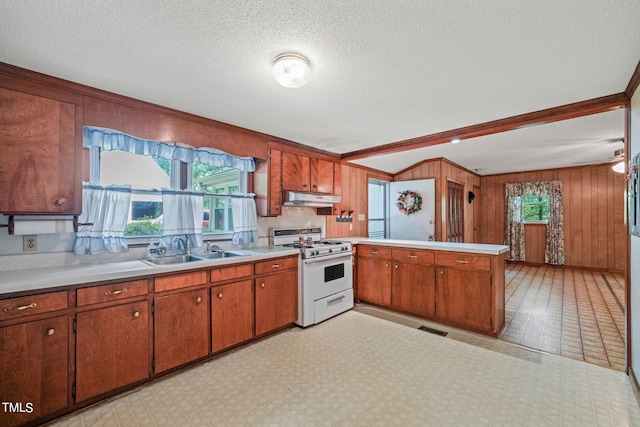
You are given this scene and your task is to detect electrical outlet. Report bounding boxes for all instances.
[23,235,38,252]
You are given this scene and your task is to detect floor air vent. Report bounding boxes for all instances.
[418,326,448,337]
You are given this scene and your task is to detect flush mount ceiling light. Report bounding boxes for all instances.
[273,53,310,88]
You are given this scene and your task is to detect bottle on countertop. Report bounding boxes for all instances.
[156,240,167,256]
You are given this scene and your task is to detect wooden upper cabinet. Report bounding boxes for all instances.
[0,86,82,214]
[282,152,311,192]
[254,149,282,217]
[311,158,334,194]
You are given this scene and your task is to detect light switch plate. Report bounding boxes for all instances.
[23,235,38,252]
[358,214,366,221]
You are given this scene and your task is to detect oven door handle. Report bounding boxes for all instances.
[303,252,352,264]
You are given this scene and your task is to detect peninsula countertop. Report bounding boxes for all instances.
[332,237,509,256]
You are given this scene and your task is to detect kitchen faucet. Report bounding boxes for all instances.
[174,235,191,254]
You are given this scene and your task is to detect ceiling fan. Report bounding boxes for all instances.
[574,148,624,165]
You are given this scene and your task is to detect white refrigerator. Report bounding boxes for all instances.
[388,179,435,241]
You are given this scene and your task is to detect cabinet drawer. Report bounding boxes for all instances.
[358,245,391,259]
[436,252,490,271]
[77,279,148,306]
[391,248,434,264]
[211,263,253,283]
[0,291,68,320]
[254,256,298,275]
[154,271,208,293]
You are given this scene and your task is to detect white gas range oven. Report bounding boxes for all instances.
[270,228,353,327]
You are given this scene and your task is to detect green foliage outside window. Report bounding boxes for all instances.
[125,216,163,236]
[522,194,549,222]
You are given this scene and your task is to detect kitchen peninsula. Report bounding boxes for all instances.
[350,238,509,337]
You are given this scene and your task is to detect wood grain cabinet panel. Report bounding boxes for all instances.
[435,267,492,332]
[311,158,334,194]
[254,256,298,275]
[154,270,207,293]
[210,263,253,283]
[75,301,149,402]
[77,279,148,306]
[392,262,435,318]
[0,316,68,427]
[0,291,67,321]
[356,257,392,306]
[212,280,254,352]
[255,270,297,336]
[154,288,209,373]
[0,87,80,214]
[282,152,311,192]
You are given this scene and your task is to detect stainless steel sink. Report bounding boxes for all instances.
[192,251,247,260]
[142,251,248,266]
[142,254,204,266]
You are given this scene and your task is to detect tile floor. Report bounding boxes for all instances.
[48,310,640,427]
[500,264,626,371]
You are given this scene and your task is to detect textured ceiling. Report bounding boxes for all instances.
[1,1,639,174]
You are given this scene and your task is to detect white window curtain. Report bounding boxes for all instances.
[231,194,259,245]
[83,126,255,172]
[161,189,204,250]
[74,183,132,255]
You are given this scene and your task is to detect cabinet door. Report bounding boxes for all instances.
[75,301,149,402]
[255,271,297,336]
[282,152,310,192]
[0,316,68,427]
[154,289,209,373]
[356,257,391,306]
[212,280,254,352]
[0,87,80,214]
[392,262,435,317]
[435,268,492,332]
[311,159,334,194]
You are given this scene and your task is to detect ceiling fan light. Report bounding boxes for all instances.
[273,53,310,88]
[612,161,625,174]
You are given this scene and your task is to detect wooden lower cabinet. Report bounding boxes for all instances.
[357,257,392,306]
[75,301,150,402]
[392,262,435,318]
[212,280,254,352]
[0,316,68,427]
[255,270,297,336]
[435,267,492,332]
[154,288,209,373]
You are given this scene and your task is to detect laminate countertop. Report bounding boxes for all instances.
[0,248,300,296]
[333,238,509,256]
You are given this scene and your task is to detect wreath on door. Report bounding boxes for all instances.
[396,190,423,215]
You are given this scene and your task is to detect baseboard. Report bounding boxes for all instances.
[505,261,625,275]
[629,366,640,407]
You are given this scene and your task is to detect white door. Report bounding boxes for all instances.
[389,179,435,241]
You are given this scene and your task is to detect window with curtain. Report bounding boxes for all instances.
[505,180,564,265]
[84,126,255,244]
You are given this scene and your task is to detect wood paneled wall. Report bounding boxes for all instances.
[394,159,481,242]
[325,164,391,238]
[480,164,627,271]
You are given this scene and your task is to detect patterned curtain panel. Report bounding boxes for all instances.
[545,181,565,265]
[505,184,525,261]
[504,180,565,265]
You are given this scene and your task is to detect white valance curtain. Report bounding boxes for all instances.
[231,194,259,245]
[74,183,132,255]
[83,126,256,172]
[161,189,204,250]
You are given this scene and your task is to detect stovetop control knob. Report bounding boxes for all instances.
[328,248,333,253]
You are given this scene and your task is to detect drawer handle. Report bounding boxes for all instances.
[371,251,378,254]
[218,292,223,298]
[272,264,281,268]
[47,328,55,336]
[133,311,140,318]
[327,295,345,304]
[105,288,128,296]
[455,260,470,264]
[408,255,418,258]
[3,302,37,312]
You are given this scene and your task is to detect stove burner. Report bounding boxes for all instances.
[282,243,314,249]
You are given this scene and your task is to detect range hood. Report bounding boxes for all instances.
[282,191,341,208]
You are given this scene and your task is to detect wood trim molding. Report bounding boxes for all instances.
[625,59,640,99]
[393,157,442,177]
[341,93,629,161]
[480,161,620,178]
